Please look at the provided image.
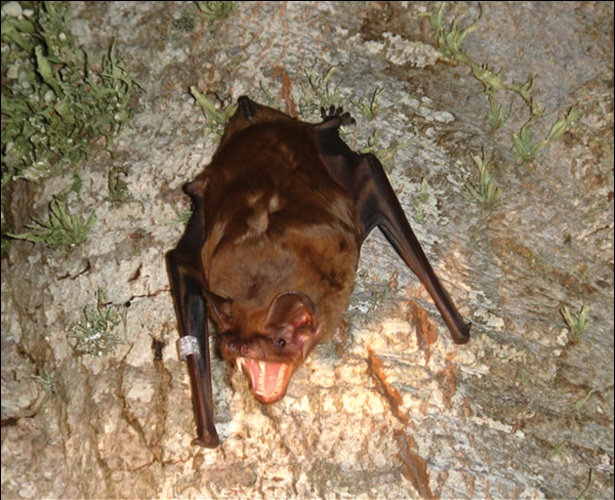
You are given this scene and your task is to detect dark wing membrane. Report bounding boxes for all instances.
[313,110,470,344]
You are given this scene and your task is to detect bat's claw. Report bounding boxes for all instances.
[320,105,355,127]
[237,95,258,121]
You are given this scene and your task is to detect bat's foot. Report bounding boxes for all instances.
[192,431,220,448]
[320,105,355,127]
[451,321,471,344]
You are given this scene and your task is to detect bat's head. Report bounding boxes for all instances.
[214,291,321,404]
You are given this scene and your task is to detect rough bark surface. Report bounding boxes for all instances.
[2,2,613,499]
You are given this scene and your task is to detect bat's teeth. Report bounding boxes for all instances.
[257,361,265,391]
[240,359,292,402]
[273,363,287,396]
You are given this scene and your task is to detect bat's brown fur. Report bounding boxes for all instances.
[166,97,469,447]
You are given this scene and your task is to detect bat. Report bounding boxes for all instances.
[166,96,470,447]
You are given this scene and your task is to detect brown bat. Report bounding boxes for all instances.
[166,96,470,447]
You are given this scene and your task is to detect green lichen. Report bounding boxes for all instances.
[560,305,590,343]
[105,164,142,208]
[298,64,343,118]
[189,86,237,135]
[70,288,125,357]
[31,371,57,395]
[8,196,96,251]
[1,1,138,254]
[195,1,234,21]
[359,130,413,174]
[512,107,579,164]
[171,13,197,33]
[1,2,137,182]
[467,150,502,210]
[351,86,384,121]
[544,440,567,460]
[422,2,578,165]
[573,388,598,413]
[412,178,430,223]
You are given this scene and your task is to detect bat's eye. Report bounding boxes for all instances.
[277,338,286,348]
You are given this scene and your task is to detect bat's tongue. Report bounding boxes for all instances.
[237,358,293,404]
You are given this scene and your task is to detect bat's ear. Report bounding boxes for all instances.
[263,291,317,334]
[206,291,235,332]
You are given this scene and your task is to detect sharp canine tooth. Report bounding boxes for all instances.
[258,361,266,372]
[236,357,244,370]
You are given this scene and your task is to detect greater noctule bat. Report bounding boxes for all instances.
[166,96,470,448]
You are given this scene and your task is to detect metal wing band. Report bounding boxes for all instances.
[177,335,201,361]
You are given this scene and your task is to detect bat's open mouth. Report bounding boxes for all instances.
[236,358,294,404]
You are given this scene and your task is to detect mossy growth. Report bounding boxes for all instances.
[422,2,578,166]
[189,86,237,135]
[70,288,125,356]
[467,150,502,210]
[560,305,590,343]
[195,1,234,21]
[1,1,139,255]
[8,195,96,251]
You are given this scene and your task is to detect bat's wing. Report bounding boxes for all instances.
[314,107,470,344]
[166,184,220,447]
